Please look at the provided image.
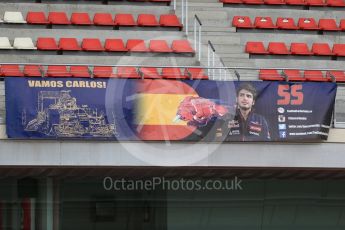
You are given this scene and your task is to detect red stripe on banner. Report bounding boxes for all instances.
[138,79,197,95]
[138,125,196,140]
[22,198,31,230]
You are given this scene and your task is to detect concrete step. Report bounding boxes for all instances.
[182,11,228,20]
[222,7,345,20]
[201,31,237,36]
[254,59,345,69]
[0,54,199,66]
[218,53,249,58]
[186,19,231,27]
[202,35,241,44]
[212,44,244,53]
[0,28,184,41]
[187,26,235,32]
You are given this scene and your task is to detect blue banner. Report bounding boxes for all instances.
[5,77,337,141]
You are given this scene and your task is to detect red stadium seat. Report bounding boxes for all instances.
[161,68,187,79]
[304,70,330,82]
[185,68,208,80]
[283,70,305,81]
[36,37,59,50]
[245,42,268,54]
[268,42,290,55]
[114,14,137,26]
[149,40,172,52]
[159,15,182,29]
[327,71,345,82]
[332,44,345,56]
[232,16,254,28]
[23,65,43,77]
[93,13,114,26]
[117,67,141,79]
[26,11,49,24]
[327,0,345,6]
[126,39,149,52]
[70,66,91,78]
[137,14,159,27]
[104,39,128,52]
[267,42,290,55]
[254,16,276,29]
[93,66,115,78]
[318,19,340,31]
[221,0,243,3]
[81,38,104,51]
[0,65,24,77]
[306,0,326,6]
[70,12,92,25]
[276,17,299,30]
[47,65,72,77]
[171,40,194,53]
[341,20,345,31]
[48,12,70,25]
[311,43,334,56]
[285,0,307,4]
[264,0,285,4]
[59,38,81,51]
[140,67,161,79]
[290,43,313,55]
[259,69,285,81]
[242,0,265,4]
[298,18,319,30]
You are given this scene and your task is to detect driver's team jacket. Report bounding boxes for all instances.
[223,110,271,141]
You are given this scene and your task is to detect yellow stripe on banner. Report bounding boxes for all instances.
[136,93,197,126]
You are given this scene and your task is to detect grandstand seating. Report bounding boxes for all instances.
[246,42,345,57]
[26,12,49,25]
[0,37,195,55]
[185,68,209,80]
[93,13,114,26]
[0,37,14,49]
[149,40,173,53]
[0,64,209,80]
[23,65,43,77]
[0,65,24,77]
[48,12,70,25]
[36,37,58,50]
[70,66,91,78]
[254,17,276,29]
[267,42,290,55]
[1,11,182,30]
[47,65,72,77]
[13,38,37,50]
[93,66,115,78]
[3,11,26,23]
[161,68,188,79]
[104,39,128,52]
[70,12,92,25]
[140,67,161,79]
[137,14,160,27]
[222,0,345,6]
[81,38,104,51]
[290,43,313,55]
[233,16,345,32]
[59,38,81,51]
[259,69,344,82]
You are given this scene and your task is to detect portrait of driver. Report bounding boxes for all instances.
[223,83,270,141]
